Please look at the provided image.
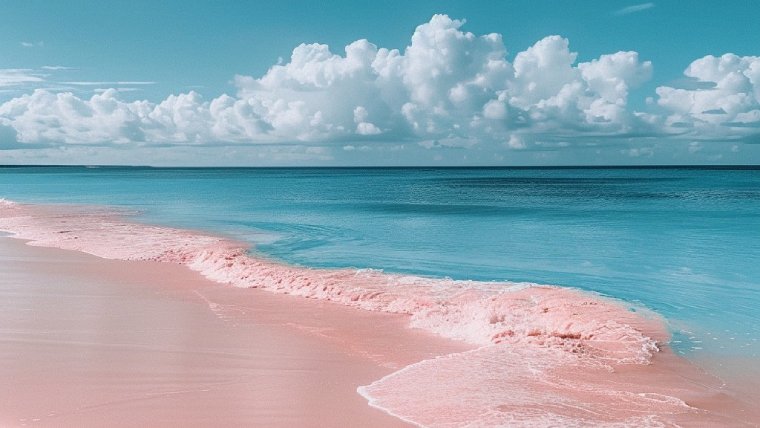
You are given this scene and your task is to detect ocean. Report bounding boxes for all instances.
[2,165,759,362]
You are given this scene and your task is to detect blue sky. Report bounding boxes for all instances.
[1,0,759,165]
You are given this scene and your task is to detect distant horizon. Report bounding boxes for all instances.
[3,164,760,170]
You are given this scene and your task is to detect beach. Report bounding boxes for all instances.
[2,0,759,424]
[1,197,759,426]
[0,236,466,427]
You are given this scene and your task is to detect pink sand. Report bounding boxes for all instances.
[1,199,758,426]
[0,237,466,427]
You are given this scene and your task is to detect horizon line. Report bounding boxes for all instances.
[1,164,759,170]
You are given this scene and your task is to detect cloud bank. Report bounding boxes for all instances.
[1,14,758,156]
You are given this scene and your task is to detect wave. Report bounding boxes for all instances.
[0,200,739,426]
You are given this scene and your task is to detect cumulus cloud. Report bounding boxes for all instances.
[505,134,526,150]
[0,89,150,145]
[656,54,760,141]
[0,14,756,156]
[507,36,652,136]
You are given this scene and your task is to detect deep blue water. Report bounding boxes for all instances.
[1,166,759,358]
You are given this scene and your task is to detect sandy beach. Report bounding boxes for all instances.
[0,237,466,427]
[1,199,759,427]
[2,0,759,424]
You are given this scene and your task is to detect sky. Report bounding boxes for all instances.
[1,0,759,166]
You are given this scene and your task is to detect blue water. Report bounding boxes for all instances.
[1,166,759,358]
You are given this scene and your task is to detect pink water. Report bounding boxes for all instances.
[1,199,756,426]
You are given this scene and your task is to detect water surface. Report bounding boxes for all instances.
[2,166,759,358]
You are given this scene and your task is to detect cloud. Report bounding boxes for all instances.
[507,36,652,136]
[621,146,654,157]
[613,3,655,16]
[41,65,73,71]
[0,13,756,160]
[505,134,527,150]
[93,88,143,93]
[0,69,45,88]
[0,89,149,145]
[61,81,156,86]
[655,54,760,141]
[20,41,44,48]
[0,15,657,150]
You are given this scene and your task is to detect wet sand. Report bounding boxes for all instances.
[0,237,466,427]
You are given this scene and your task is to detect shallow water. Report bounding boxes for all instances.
[2,166,759,360]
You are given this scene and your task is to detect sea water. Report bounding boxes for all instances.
[1,166,759,361]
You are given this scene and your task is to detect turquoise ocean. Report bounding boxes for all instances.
[1,166,758,361]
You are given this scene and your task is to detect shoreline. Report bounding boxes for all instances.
[0,236,467,427]
[1,199,758,426]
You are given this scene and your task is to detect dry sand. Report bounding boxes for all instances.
[0,237,467,427]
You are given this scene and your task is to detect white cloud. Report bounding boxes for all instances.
[354,106,382,135]
[622,146,654,157]
[504,134,526,150]
[0,89,149,145]
[93,88,142,93]
[61,81,156,86]
[0,14,756,157]
[507,36,652,135]
[656,54,760,141]
[20,41,44,48]
[228,16,651,145]
[613,3,655,16]
[0,69,45,88]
